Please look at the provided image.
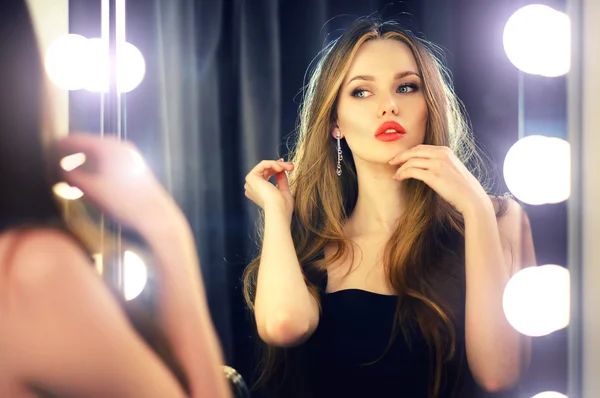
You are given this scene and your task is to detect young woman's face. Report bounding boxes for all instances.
[335,39,428,165]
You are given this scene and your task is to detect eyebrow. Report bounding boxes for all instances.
[345,71,421,86]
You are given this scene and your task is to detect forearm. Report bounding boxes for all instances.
[463,200,523,391]
[254,205,318,346]
[137,206,231,398]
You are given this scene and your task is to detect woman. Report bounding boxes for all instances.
[242,18,536,397]
[0,1,231,397]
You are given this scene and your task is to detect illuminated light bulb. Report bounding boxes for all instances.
[44,34,89,90]
[123,250,148,301]
[118,42,146,93]
[503,264,570,337]
[531,392,568,398]
[82,38,109,93]
[503,135,570,205]
[503,5,571,77]
[82,39,146,93]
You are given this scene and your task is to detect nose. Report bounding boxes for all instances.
[377,94,399,118]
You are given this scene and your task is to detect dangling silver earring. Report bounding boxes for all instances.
[336,130,343,177]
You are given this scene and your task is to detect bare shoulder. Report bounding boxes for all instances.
[489,195,537,275]
[489,195,532,235]
[0,227,91,282]
[0,227,186,397]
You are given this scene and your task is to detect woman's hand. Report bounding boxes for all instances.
[57,134,180,232]
[244,159,295,217]
[388,144,492,217]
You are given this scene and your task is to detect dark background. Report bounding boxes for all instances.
[69,0,569,396]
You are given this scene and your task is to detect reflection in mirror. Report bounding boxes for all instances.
[111,2,575,398]
[21,0,577,397]
[116,0,574,397]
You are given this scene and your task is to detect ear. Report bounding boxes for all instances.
[331,123,342,139]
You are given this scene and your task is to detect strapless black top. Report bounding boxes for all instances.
[263,276,521,398]
[305,288,432,398]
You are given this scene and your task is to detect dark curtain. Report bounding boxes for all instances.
[125,0,427,375]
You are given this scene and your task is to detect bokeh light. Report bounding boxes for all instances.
[531,392,568,398]
[503,135,570,205]
[83,40,146,93]
[123,250,148,301]
[503,264,570,337]
[44,34,89,90]
[503,4,571,77]
[45,36,146,93]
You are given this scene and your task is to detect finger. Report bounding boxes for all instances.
[251,160,283,177]
[392,159,425,180]
[389,145,439,165]
[274,170,290,192]
[396,167,432,184]
[262,165,283,181]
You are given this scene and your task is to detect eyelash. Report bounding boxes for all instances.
[350,83,419,98]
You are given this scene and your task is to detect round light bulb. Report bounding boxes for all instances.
[503,5,571,77]
[503,135,571,205]
[82,39,146,93]
[44,34,89,90]
[503,265,570,337]
[123,250,148,301]
[118,42,146,93]
[531,392,568,398]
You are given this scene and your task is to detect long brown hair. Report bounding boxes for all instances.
[0,1,190,394]
[243,17,503,397]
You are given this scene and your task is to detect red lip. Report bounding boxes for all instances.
[374,121,406,142]
[374,121,406,137]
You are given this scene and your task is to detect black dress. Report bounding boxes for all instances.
[261,273,522,398]
[305,288,432,397]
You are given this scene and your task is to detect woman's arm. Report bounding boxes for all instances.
[134,204,231,398]
[252,204,320,347]
[56,134,231,398]
[463,198,535,392]
[0,229,189,398]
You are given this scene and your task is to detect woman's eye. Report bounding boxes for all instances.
[398,84,418,93]
[351,88,371,98]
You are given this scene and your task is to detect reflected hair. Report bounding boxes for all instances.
[243,16,509,398]
[0,0,190,395]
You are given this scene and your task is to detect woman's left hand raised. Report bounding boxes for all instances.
[56,133,182,233]
[388,144,491,216]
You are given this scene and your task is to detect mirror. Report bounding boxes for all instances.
[33,0,583,397]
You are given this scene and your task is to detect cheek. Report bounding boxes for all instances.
[336,102,370,133]
[415,101,428,129]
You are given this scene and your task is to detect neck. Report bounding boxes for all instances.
[345,159,407,237]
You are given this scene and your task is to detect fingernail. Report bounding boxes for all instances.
[60,153,86,171]
[52,182,84,200]
[278,158,284,162]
